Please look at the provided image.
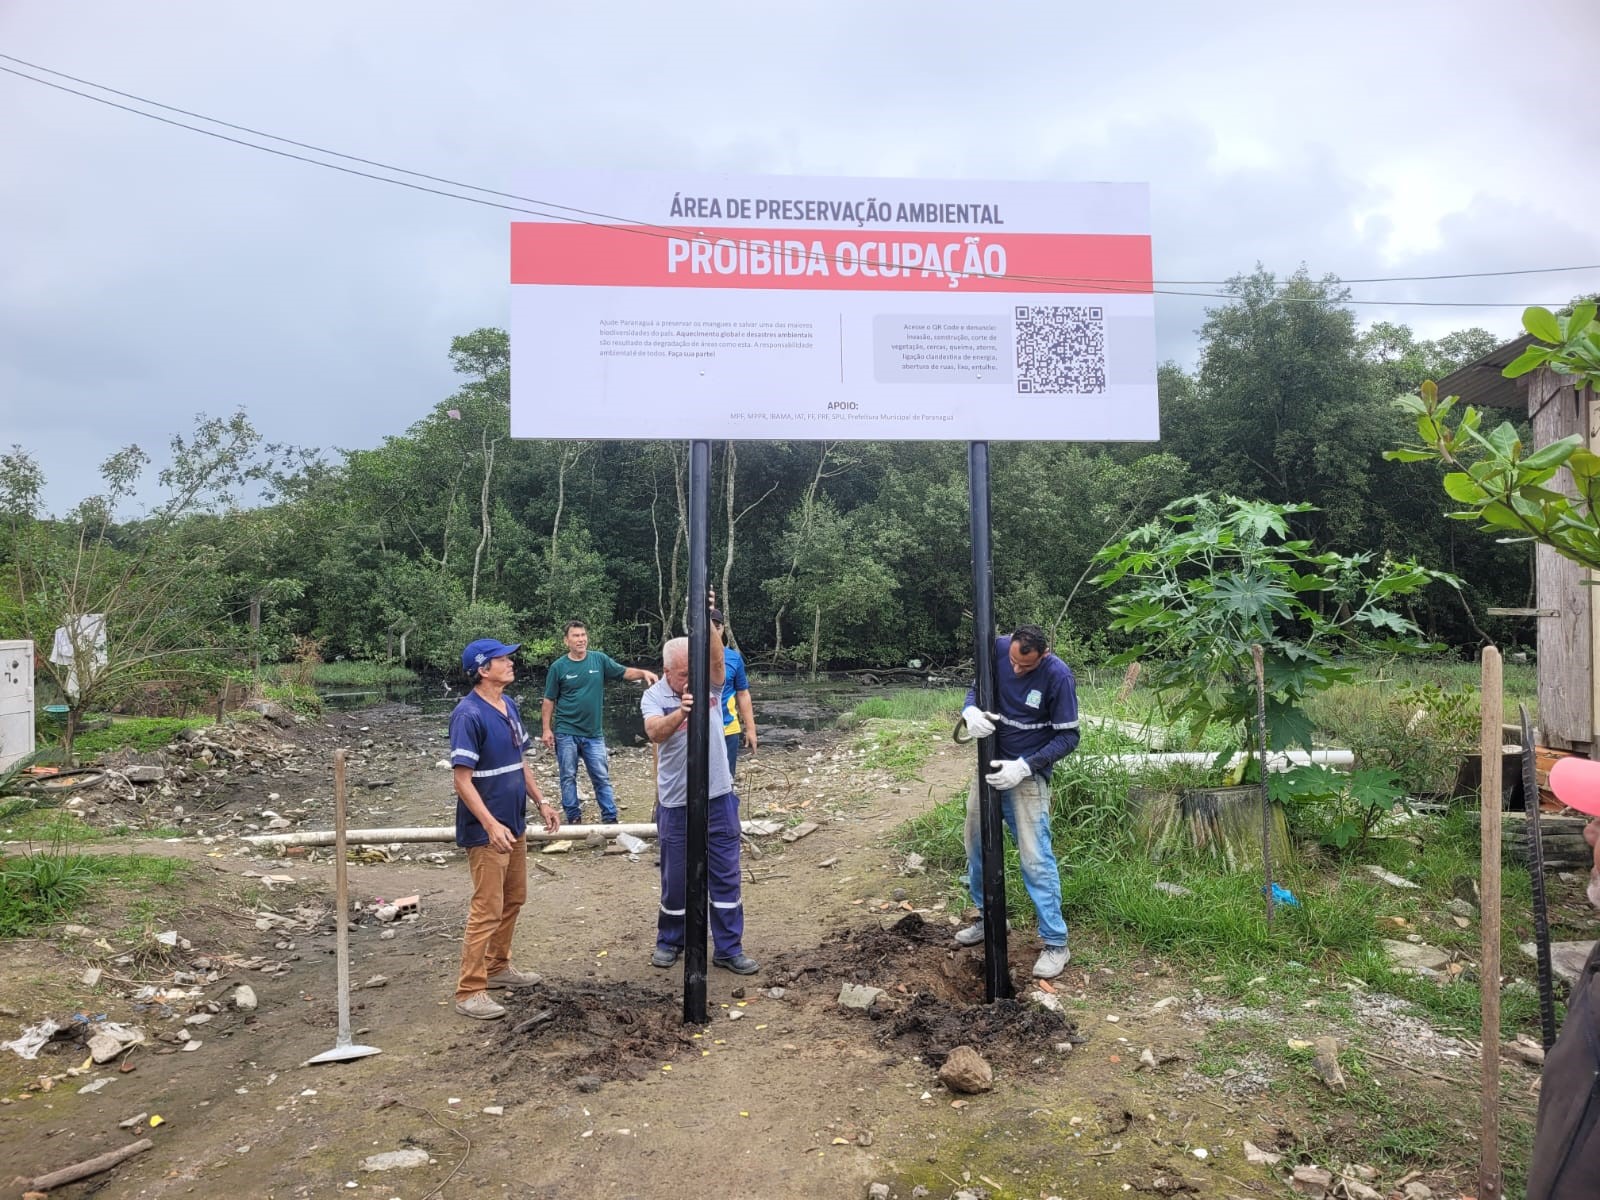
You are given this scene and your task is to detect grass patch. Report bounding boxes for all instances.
[0,849,186,936]
[0,809,104,844]
[262,680,322,715]
[265,661,419,687]
[901,757,1550,1041]
[71,715,211,757]
[854,717,946,780]
[845,689,960,779]
[847,687,965,722]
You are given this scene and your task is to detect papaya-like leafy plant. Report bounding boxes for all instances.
[1092,493,1452,773]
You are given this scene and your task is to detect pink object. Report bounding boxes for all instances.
[1548,756,1600,817]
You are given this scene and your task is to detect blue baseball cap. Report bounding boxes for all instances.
[461,638,521,674]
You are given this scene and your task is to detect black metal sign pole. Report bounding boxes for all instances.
[682,439,712,1024]
[969,441,1013,1002]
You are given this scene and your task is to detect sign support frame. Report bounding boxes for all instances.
[969,441,1014,1002]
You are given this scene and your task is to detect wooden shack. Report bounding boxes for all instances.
[1438,341,1600,753]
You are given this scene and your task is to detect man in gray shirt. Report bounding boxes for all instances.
[641,633,758,975]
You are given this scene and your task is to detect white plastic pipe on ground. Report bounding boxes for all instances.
[242,822,780,848]
[1086,749,1354,771]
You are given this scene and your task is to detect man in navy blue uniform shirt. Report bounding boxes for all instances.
[958,624,1079,979]
[449,638,561,1020]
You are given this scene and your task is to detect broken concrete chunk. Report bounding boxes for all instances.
[937,1045,993,1094]
[837,983,885,1010]
[1243,1140,1282,1165]
[1520,940,1596,986]
[87,1023,145,1063]
[360,1148,432,1171]
[1290,1165,1333,1197]
[1311,1036,1346,1092]
[1380,938,1450,972]
[124,765,165,784]
[781,821,819,843]
[231,986,258,1012]
[542,840,574,855]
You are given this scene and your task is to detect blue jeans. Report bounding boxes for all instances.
[725,732,741,779]
[964,772,1068,947]
[555,733,618,823]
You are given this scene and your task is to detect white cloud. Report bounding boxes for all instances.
[2,0,1598,506]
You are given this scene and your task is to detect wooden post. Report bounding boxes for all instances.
[1479,645,1503,1200]
[249,592,262,678]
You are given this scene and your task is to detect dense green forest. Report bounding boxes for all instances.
[0,268,1529,695]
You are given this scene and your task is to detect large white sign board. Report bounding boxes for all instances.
[510,172,1156,441]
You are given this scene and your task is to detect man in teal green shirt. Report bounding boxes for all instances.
[541,620,657,824]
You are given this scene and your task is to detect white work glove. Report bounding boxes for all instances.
[961,706,996,739]
[985,758,1032,791]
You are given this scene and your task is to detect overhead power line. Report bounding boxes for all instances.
[3,52,1595,309]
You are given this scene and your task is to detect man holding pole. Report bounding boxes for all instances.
[641,625,759,975]
[957,623,1078,980]
[450,638,561,1021]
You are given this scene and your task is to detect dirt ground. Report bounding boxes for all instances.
[0,704,1519,1199]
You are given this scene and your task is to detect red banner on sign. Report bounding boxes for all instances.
[510,224,1151,294]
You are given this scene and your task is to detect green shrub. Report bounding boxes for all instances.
[0,851,96,935]
[263,681,321,715]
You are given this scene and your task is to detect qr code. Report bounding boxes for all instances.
[1014,305,1106,394]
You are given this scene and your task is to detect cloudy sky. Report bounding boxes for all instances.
[3,0,1598,511]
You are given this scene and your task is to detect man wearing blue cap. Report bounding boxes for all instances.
[449,638,561,1021]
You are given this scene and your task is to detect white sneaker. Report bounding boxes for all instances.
[485,966,542,989]
[1033,946,1071,979]
[954,920,1010,946]
[454,992,507,1020]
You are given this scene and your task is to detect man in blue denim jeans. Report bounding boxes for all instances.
[958,624,1080,979]
[540,620,657,824]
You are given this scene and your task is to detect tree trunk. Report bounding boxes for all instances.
[63,705,80,766]
[671,445,688,633]
[470,430,497,605]
[717,441,776,648]
[721,442,737,641]
[651,471,667,648]
[547,443,586,615]
[774,442,837,655]
[810,604,821,682]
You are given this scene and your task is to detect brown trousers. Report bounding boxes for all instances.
[455,841,527,999]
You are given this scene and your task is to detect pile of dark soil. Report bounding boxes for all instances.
[489,981,699,1084]
[772,912,1080,1070]
[876,991,1075,1069]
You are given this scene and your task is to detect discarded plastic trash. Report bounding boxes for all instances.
[1264,883,1300,907]
[3,1018,62,1060]
[615,832,647,855]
